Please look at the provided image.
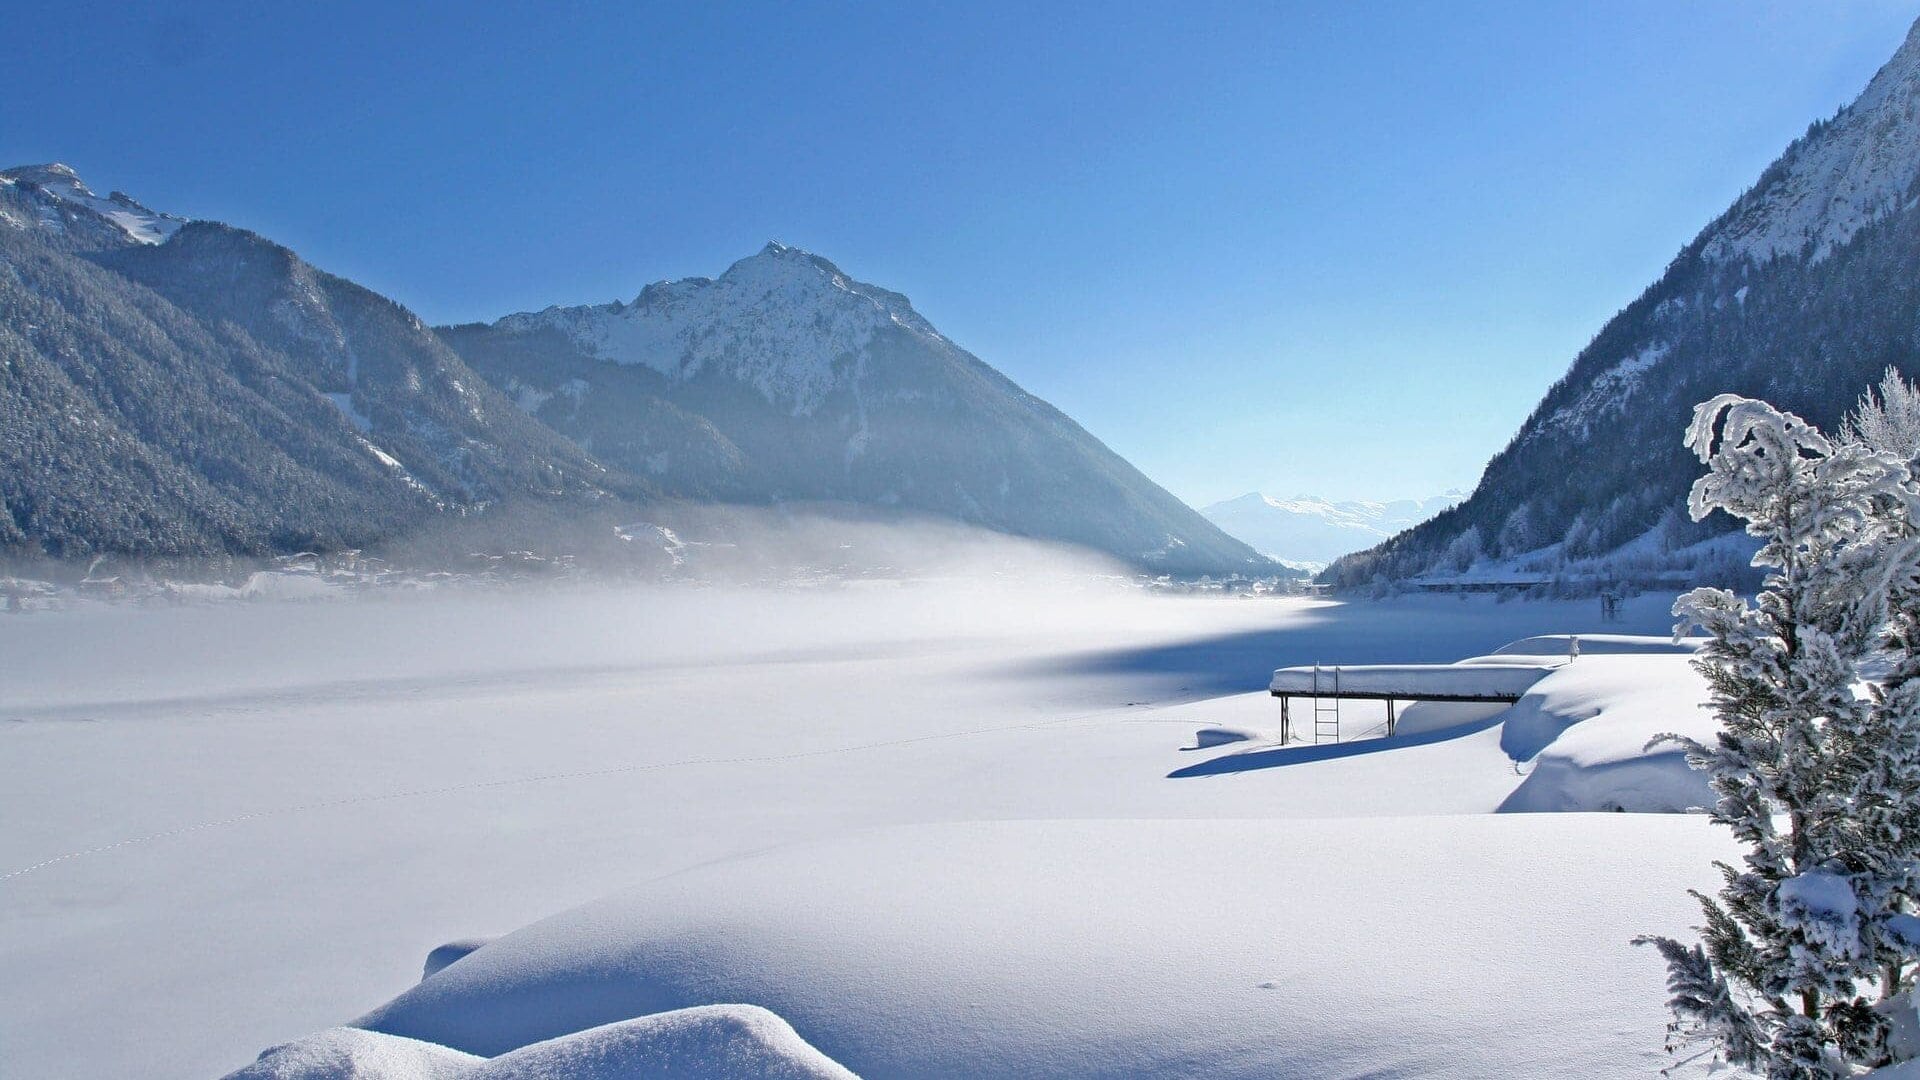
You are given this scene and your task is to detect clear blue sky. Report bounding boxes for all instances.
[5,2,1916,506]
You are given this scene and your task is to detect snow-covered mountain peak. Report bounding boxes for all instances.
[0,163,185,245]
[495,243,943,414]
[1201,490,1463,566]
[3,163,84,187]
[1700,15,1920,265]
[718,242,928,320]
[714,240,862,297]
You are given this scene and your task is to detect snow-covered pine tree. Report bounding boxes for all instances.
[1838,371,1920,1030]
[1842,370,1920,464]
[1639,392,1920,1078]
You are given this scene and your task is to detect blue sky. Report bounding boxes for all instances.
[5,2,1917,505]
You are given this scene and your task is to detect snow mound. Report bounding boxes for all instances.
[1498,654,1716,813]
[1186,724,1264,749]
[222,1027,479,1080]
[1388,698,1513,737]
[223,1007,854,1080]
[467,1005,858,1080]
[355,816,1732,1079]
[423,939,495,981]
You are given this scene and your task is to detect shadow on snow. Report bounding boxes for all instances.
[1166,715,1507,778]
[1014,595,1673,698]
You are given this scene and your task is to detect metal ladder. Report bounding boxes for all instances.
[1311,663,1340,744]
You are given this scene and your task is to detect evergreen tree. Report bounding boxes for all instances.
[1639,393,1920,1077]
[1837,371,1920,1018]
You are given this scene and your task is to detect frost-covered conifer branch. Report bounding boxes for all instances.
[1642,389,1920,1077]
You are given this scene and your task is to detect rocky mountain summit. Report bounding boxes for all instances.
[443,242,1268,576]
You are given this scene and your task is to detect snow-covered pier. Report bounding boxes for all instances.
[1269,658,1565,742]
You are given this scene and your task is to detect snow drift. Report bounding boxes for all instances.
[224,1005,855,1080]
[222,1027,479,1080]
[1498,654,1716,813]
[355,816,1733,1080]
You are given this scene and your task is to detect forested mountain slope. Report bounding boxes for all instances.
[0,165,636,558]
[1328,17,1920,589]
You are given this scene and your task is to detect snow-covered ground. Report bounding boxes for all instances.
[232,1005,857,1080]
[1499,653,1717,813]
[0,580,1733,1078]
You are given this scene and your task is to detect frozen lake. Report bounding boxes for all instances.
[0,581,1724,1078]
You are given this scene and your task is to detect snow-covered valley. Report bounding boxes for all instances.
[0,577,1735,1078]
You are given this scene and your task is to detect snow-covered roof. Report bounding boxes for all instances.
[1490,634,1705,656]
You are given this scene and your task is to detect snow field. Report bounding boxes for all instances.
[360,816,1734,1079]
[0,583,1723,1078]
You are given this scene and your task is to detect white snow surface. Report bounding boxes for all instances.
[2,162,185,244]
[359,816,1729,1080]
[1499,654,1718,813]
[1778,869,1859,920]
[493,242,941,415]
[224,1006,850,1080]
[1490,633,1704,656]
[0,580,1734,1079]
[224,1027,479,1080]
[1188,724,1263,748]
[422,939,493,981]
[1702,17,1920,264]
[1775,869,1865,962]
[466,1006,857,1080]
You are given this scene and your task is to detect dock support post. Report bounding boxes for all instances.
[1280,696,1291,744]
[1386,698,1396,737]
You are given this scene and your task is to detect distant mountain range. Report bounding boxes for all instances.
[1200,491,1462,568]
[1329,15,1920,589]
[0,168,1265,576]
